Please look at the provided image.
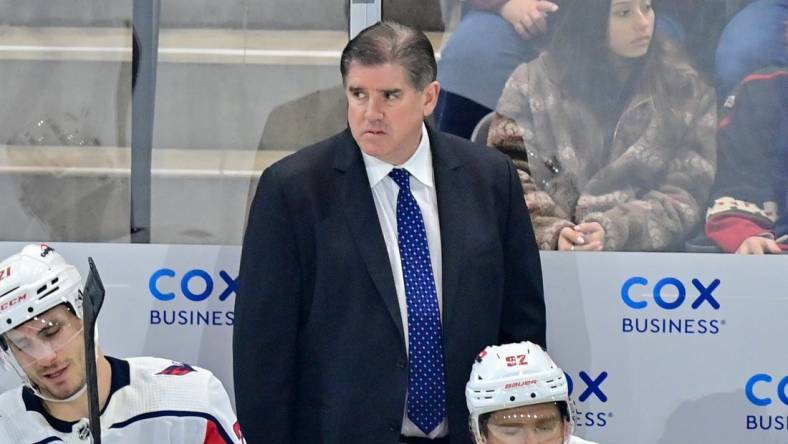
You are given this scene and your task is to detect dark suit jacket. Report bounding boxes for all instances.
[233,127,545,444]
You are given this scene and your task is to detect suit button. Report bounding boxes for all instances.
[388,421,399,432]
[396,357,407,369]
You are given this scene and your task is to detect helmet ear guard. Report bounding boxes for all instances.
[0,334,13,372]
[565,398,577,438]
[0,348,12,372]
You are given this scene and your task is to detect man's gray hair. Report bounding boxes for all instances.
[340,21,437,91]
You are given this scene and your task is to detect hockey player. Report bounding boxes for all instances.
[466,341,598,444]
[0,244,244,443]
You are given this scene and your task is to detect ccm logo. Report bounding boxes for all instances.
[0,294,28,313]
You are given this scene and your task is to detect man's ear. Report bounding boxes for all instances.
[421,80,441,117]
[562,420,573,443]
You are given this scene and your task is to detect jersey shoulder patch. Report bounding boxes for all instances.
[156,362,198,376]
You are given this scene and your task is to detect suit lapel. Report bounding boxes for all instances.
[334,131,405,344]
[429,129,466,334]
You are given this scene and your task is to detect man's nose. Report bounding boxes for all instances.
[520,429,544,444]
[364,96,384,120]
[33,343,58,365]
[521,434,538,444]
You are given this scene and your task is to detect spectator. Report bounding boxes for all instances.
[435,0,559,138]
[488,0,717,251]
[715,0,788,98]
[434,0,688,139]
[705,66,787,254]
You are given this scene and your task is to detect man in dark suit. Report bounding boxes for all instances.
[233,21,545,444]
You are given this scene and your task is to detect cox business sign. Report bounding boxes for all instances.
[620,276,724,335]
[566,371,612,429]
[745,374,788,431]
[148,268,236,327]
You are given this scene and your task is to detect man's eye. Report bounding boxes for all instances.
[384,92,399,100]
[352,91,366,99]
[614,9,630,17]
[496,426,523,436]
[41,326,61,339]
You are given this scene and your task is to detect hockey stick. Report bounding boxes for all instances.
[82,257,105,444]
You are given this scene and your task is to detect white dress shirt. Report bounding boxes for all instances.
[361,123,448,438]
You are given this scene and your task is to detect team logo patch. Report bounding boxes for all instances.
[40,243,54,257]
[157,362,197,376]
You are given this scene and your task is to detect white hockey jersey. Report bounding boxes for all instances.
[0,356,244,443]
[570,436,599,444]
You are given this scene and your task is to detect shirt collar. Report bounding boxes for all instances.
[361,123,434,188]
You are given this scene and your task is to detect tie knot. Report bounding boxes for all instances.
[388,168,411,190]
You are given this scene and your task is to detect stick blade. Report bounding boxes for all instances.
[83,257,105,318]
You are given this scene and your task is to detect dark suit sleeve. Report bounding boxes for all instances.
[499,157,547,347]
[233,166,300,444]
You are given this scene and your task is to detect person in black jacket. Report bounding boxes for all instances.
[233,21,545,444]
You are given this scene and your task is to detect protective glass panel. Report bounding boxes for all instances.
[0,0,133,242]
[149,0,349,244]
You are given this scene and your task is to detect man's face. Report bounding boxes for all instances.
[345,61,439,165]
[482,402,569,444]
[5,305,86,400]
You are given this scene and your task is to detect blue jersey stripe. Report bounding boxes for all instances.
[32,438,64,444]
[109,410,233,443]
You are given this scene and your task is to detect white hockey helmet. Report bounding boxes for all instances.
[0,244,83,335]
[466,342,572,443]
[0,244,87,401]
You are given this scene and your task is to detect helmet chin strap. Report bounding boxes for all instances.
[32,382,87,403]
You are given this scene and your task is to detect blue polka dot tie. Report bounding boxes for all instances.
[388,168,447,435]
